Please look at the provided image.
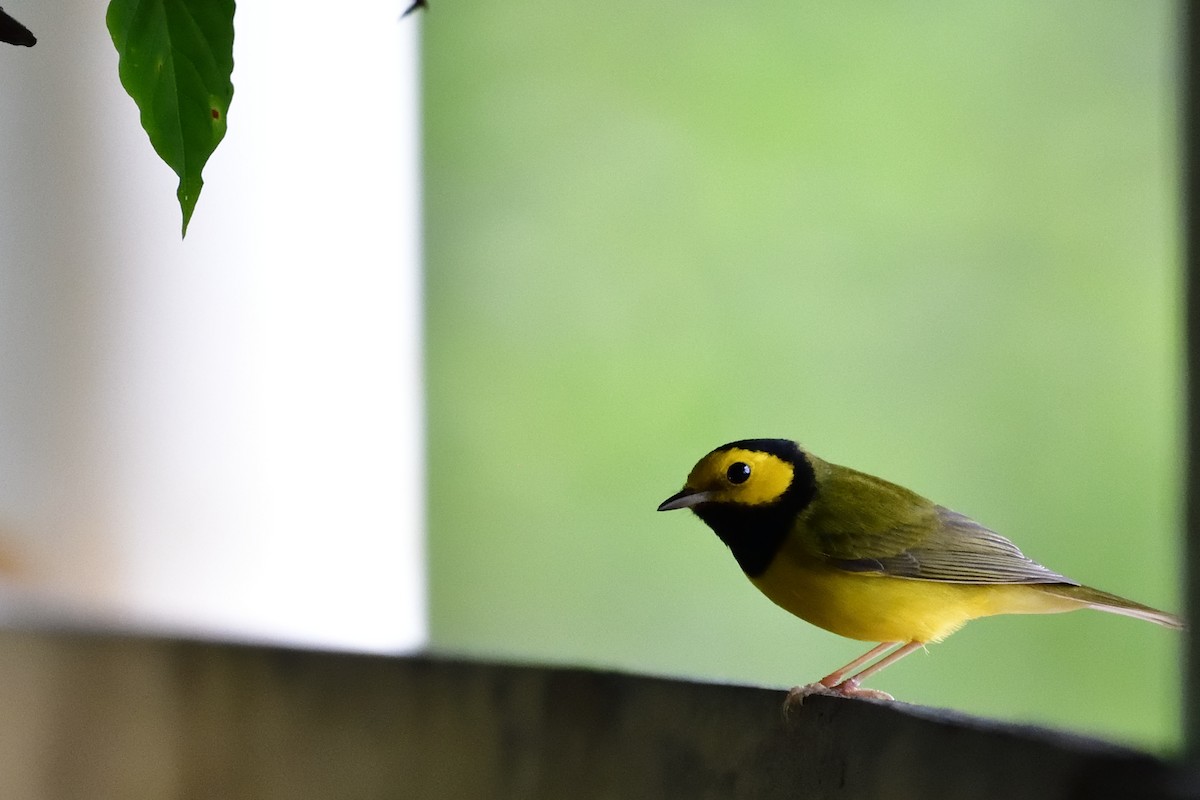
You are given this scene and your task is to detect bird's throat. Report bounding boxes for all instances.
[693,503,795,577]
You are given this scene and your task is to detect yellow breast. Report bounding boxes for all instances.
[749,546,1083,643]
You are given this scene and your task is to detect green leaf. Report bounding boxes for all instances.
[107,0,235,237]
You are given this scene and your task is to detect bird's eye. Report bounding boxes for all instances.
[726,462,751,484]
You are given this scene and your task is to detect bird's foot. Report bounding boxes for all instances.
[826,677,894,701]
[784,679,893,713]
[785,681,839,706]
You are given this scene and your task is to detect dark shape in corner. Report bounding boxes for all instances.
[402,0,427,18]
[0,5,35,46]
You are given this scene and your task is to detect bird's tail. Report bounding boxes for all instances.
[1038,584,1184,630]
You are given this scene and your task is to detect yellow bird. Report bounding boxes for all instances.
[658,438,1182,699]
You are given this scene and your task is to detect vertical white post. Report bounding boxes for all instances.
[0,1,425,652]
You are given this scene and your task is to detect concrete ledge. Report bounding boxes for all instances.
[0,629,1187,798]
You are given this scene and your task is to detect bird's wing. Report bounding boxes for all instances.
[803,466,1073,585]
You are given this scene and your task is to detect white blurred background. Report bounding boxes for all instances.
[0,1,425,652]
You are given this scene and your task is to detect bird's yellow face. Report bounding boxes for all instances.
[659,442,797,511]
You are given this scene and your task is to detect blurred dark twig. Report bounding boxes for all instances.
[0,5,35,46]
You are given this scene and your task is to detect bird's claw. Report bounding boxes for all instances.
[784,679,894,713]
[827,678,894,701]
[785,682,838,706]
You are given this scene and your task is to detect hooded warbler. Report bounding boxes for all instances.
[658,438,1182,699]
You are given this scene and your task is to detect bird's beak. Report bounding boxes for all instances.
[657,488,713,511]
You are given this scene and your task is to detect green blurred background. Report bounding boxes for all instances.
[423,2,1181,751]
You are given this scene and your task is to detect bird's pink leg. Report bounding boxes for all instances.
[833,640,924,694]
[787,640,925,707]
[819,642,897,688]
